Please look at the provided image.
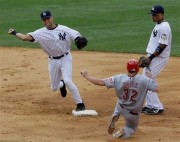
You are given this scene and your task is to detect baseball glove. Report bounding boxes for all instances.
[138,56,151,68]
[75,37,88,49]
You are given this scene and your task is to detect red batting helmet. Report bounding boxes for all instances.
[127,59,139,72]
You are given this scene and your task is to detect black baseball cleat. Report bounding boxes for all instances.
[145,108,164,115]
[141,107,151,113]
[60,80,67,97]
[76,103,85,111]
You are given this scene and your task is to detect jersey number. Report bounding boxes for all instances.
[123,89,138,102]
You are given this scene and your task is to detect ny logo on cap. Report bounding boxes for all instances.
[43,12,46,16]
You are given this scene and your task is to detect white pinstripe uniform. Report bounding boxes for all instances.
[28,25,83,104]
[143,21,172,109]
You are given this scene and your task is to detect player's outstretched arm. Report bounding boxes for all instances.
[8,29,33,41]
[81,70,105,86]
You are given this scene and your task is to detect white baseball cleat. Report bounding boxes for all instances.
[108,115,119,134]
[112,129,125,138]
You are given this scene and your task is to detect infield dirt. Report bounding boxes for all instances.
[0,47,180,142]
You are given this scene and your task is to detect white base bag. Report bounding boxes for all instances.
[72,110,98,116]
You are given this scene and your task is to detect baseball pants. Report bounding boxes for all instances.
[113,100,140,139]
[143,56,169,109]
[48,53,83,104]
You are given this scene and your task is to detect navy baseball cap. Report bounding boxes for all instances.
[149,5,164,15]
[40,10,52,19]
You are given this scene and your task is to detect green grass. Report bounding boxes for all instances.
[0,0,179,56]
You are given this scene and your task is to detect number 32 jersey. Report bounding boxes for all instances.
[104,74,158,112]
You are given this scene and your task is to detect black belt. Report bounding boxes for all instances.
[120,104,138,115]
[49,52,69,59]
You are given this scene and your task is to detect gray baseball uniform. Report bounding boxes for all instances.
[104,74,158,138]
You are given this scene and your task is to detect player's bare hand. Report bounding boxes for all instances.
[8,29,16,35]
[81,70,88,78]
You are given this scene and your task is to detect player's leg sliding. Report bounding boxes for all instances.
[108,115,119,134]
[121,126,135,139]
[112,129,125,138]
[109,123,135,139]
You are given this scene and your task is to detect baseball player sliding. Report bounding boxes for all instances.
[8,10,87,111]
[139,5,172,115]
[81,59,158,139]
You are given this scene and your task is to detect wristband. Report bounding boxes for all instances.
[149,54,155,60]
[155,46,164,54]
[12,31,17,35]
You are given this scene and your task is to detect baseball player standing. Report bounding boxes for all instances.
[140,5,172,115]
[81,59,158,139]
[8,10,87,111]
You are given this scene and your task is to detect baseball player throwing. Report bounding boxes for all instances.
[8,10,87,111]
[139,5,172,115]
[81,59,158,139]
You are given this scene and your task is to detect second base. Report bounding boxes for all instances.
[72,109,98,116]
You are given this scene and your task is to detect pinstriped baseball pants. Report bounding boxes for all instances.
[48,53,83,104]
[143,56,169,109]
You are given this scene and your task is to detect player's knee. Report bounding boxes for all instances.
[122,127,135,139]
[63,80,73,87]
